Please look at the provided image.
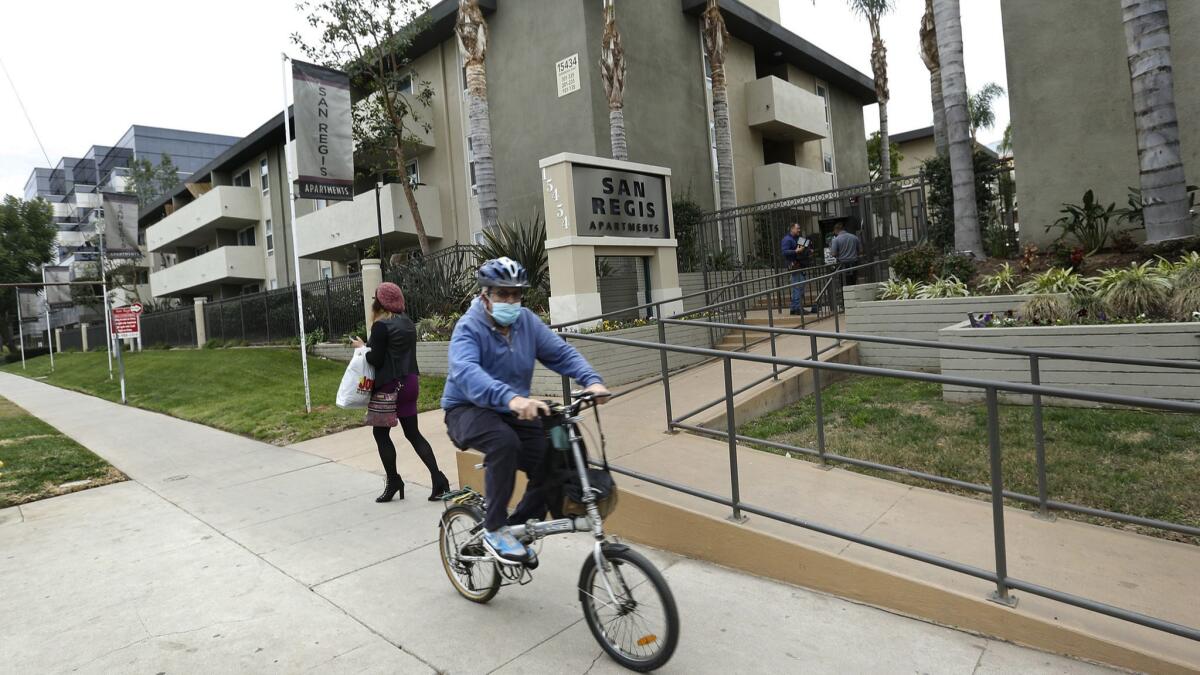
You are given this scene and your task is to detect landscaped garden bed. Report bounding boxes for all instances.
[738,375,1200,544]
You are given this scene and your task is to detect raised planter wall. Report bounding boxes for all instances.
[843,283,1053,373]
[938,320,1200,405]
[315,321,715,395]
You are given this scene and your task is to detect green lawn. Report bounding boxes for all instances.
[0,396,123,508]
[740,376,1200,544]
[1,349,446,445]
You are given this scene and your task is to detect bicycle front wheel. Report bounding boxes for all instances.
[578,544,679,672]
[439,504,500,603]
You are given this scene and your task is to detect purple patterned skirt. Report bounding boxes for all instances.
[365,373,420,427]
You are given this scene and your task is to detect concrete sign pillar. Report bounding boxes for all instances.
[194,298,207,347]
[80,323,90,352]
[361,258,383,332]
[539,153,683,329]
[54,328,63,353]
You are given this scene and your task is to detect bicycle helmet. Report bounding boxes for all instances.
[476,256,530,288]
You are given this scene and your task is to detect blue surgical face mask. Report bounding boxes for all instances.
[490,301,522,326]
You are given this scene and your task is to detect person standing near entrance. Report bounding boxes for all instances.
[352,282,450,503]
[830,221,863,287]
[780,223,812,315]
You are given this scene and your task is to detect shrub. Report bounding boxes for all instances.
[916,276,970,299]
[416,313,460,342]
[1021,294,1068,325]
[673,193,705,273]
[1095,261,1172,319]
[1167,252,1200,321]
[939,252,977,283]
[1019,244,1039,272]
[890,244,941,282]
[976,263,1015,295]
[921,151,999,251]
[1047,189,1117,254]
[1018,267,1091,296]
[203,339,222,350]
[877,279,921,300]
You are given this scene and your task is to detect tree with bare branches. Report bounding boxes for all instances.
[293,0,437,254]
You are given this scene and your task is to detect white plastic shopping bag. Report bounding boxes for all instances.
[336,346,375,409]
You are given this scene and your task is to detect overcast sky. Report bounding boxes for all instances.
[0,0,1008,200]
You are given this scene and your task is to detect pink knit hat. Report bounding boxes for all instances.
[374,282,406,313]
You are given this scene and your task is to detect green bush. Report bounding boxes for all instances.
[939,252,977,284]
[890,244,942,282]
[203,339,222,350]
[673,193,705,273]
[1048,189,1116,255]
[1096,261,1172,319]
[920,150,1000,251]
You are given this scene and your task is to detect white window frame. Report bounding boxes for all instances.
[815,79,838,187]
[405,158,420,185]
[269,278,278,290]
[260,158,270,195]
[458,49,479,197]
[398,73,413,94]
[264,218,274,255]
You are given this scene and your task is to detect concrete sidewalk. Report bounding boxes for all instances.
[0,371,1110,673]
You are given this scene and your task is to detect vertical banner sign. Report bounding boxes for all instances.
[43,266,74,308]
[101,192,143,259]
[291,59,354,201]
[17,289,41,321]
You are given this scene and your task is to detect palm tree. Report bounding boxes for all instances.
[933,0,983,256]
[919,0,947,158]
[600,0,628,161]
[702,0,734,213]
[848,0,895,186]
[967,82,1005,142]
[456,0,498,230]
[1121,0,1193,243]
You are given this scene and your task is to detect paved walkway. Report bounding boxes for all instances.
[301,314,1199,670]
[0,371,1110,673]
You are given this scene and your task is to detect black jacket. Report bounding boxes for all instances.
[365,314,419,388]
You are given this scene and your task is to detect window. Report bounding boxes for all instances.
[137,228,146,246]
[467,137,478,195]
[405,158,420,185]
[195,244,210,256]
[269,278,278,290]
[134,268,149,285]
[233,170,251,187]
[237,226,256,247]
[265,219,274,254]
[398,73,413,94]
[321,265,333,280]
[314,198,327,211]
[259,158,269,194]
[823,153,834,174]
[815,79,837,186]
[242,283,260,295]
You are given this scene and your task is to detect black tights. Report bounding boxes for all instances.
[374,416,441,482]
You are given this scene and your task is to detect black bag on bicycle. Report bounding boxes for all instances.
[544,416,619,519]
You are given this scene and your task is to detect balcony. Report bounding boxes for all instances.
[295,183,443,260]
[745,76,828,141]
[146,186,261,252]
[753,163,833,203]
[149,245,265,297]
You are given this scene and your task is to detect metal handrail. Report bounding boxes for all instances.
[671,259,886,319]
[558,328,1200,642]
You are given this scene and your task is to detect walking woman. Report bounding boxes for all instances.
[351,282,450,503]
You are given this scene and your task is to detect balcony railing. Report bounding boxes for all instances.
[745,76,828,141]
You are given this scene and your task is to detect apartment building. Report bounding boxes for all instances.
[1001,0,1199,245]
[22,125,237,314]
[292,0,874,264]
[137,0,873,301]
[890,126,999,178]
[139,114,329,301]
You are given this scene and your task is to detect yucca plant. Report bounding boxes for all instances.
[1021,294,1068,325]
[1167,251,1200,321]
[976,262,1016,295]
[1094,261,1172,319]
[475,215,550,294]
[878,278,922,300]
[916,275,971,299]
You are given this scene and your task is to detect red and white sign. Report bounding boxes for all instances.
[112,306,141,339]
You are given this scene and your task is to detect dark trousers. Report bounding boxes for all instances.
[445,406,549,531]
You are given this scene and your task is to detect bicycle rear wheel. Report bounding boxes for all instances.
[439,505,500,603]
[578,544,679,672]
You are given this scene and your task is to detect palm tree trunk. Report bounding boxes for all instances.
[933,0,983,256]
[870,17,890,184]
[1121,0,1193,243]
[703,0,737,252]
[920,0,948,157]
[456,0,499,230]
[609,109,628,161]
[601,0,628,161]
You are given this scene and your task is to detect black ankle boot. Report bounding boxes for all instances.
[428,472,451,501]
[376,476,404,503]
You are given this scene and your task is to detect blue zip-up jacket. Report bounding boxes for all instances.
[441,298,604,413]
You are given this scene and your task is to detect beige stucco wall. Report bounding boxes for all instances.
[1001,0,1200,246]
[896,135,935,178]
[726,36,764,206]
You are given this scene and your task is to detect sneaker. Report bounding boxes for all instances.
[482,527,529,564]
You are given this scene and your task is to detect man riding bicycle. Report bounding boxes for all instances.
[442,257,610,565]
